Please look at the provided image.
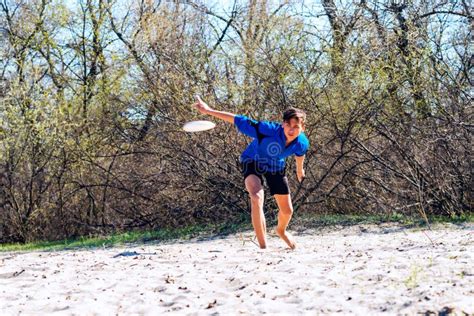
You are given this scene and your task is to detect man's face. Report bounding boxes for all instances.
[283,118,304,141]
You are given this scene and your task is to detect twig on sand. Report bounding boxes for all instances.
[250,238,260,248]
[421,230,435,246]
[239,232,260,248]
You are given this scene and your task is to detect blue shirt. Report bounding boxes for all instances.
[234,115,309,172]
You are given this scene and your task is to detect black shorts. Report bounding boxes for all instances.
[241,161,290,196]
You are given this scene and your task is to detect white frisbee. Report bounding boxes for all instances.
[183,120,216,132]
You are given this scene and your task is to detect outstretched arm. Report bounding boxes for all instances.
[193,96,235,124]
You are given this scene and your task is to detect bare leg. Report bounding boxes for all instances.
[274,194,296,249]
[245,175,267,249]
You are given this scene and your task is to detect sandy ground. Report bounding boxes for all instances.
[0,223,472,315]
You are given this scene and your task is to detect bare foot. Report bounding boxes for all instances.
[275,228,296,250]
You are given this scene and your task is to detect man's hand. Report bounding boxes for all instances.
[295,155,305,182]
[297,168,305,183]
[193,95,212,114]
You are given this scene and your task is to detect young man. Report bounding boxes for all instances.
[193,96,309,249]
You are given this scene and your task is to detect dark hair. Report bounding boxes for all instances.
[282,107,306,124]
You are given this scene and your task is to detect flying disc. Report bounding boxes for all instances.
[183,120,216,132]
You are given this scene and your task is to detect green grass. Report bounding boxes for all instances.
[0,220,253,253]
[1,212,471,253]
[292,212,473,229]
[404,265,422,289]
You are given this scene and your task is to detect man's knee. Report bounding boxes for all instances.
[279,206,293,216]
[248,190,264,202]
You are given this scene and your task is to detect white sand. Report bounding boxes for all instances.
[0,223,472,315]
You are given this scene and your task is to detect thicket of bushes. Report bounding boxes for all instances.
[0,1,471,242]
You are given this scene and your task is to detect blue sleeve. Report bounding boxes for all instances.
[234,115,278,138]
[234,115,259,138]
[295,135,309,157]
